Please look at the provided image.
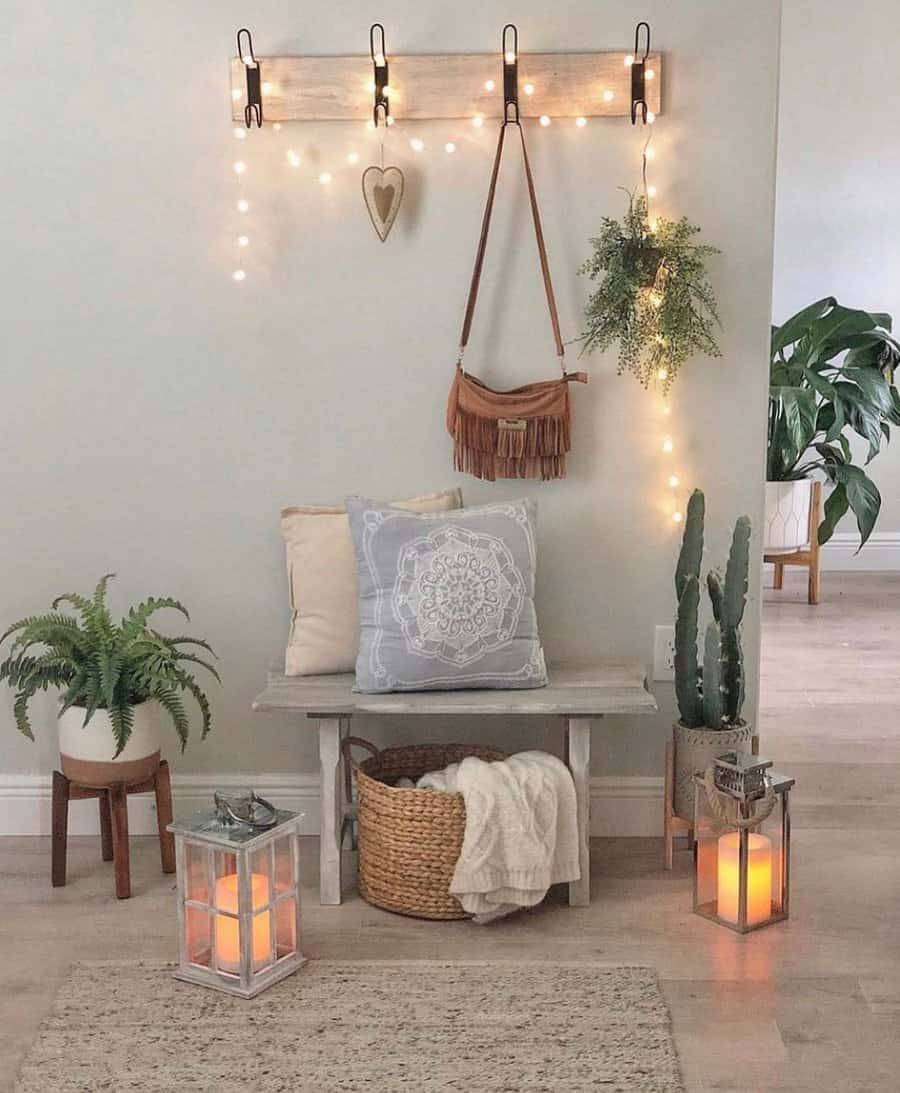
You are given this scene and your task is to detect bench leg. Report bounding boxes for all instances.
[154,760,176,874]
[566,717,591,907]
[109,783,131,900]
[99,793,114,862]
[319,716,349,905]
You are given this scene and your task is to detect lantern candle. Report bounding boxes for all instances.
[215,872,271,973]
[716,832,772,926]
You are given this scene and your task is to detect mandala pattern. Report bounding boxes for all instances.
[392,525,526,666]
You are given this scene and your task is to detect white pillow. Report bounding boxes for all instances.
[281,489,463,676]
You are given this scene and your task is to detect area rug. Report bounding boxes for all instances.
[15,961,684,1092]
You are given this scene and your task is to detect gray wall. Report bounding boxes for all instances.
[1,1,780,780]
[775,0,900,539]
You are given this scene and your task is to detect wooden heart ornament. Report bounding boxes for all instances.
[362,165,405,242]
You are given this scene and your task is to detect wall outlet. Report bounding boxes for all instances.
[653,625,676,681]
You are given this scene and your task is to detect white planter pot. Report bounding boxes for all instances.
[764,480,812,554]
[673,721,755,822]
[58,701,162,786]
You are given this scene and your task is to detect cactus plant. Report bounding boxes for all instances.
[673,489,750,729]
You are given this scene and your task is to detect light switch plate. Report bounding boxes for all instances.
[653,625,676,681]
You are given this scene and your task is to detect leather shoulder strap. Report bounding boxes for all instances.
[458,122,565,374]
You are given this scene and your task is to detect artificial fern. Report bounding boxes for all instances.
[0,575,218,755]
[579,192,721,392]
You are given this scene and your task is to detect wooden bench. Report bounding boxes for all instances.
[253,660,657,908]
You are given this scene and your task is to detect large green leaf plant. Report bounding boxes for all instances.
[0,575,218,755]
[769,297,900,547]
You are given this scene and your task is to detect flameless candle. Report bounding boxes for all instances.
[215,872,271,973]
[717,832,772,926]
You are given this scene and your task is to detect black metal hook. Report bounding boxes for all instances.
[370,23,390,127]
[237,28,263,128]
[630,21,651,125]
[502,24,519,125]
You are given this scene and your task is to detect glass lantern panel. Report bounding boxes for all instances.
[274,835,295,896]
[250,845,274,908]
[275,897,297,959]
[251,908,274,971]
[213,849,238,894]
[213,909,241,975]
[184,841,210,904]
[185,904,212,967]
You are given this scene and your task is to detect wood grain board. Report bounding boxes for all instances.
[230,52,662,123]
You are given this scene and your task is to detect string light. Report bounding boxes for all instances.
[672,511,683,523]
[232,269,246,282]
[662,437,674,454]
[663,405,671,416]
[237,199,249,213]
[233,161,247,175]
[645,146,656,160]
[347,151,360,165]
[409,138,424,152]
[575,116,587,128]
[625,54,634,66]
[524,83,535,96]
[445,142,456,154]
[386,115,395,126]
[318,171,332,184]
[286,150,301,167]
[273,123,282,131]
[603,89,615,103]
[646,68,656,80]
[646,111,656,124]
[233,127,246,140]
[539,115,551,127]
[669,475,680,488]
[237,235,249,247]
[261,81,273,95]
[484,79,495,91]
[382,84,392,97]
[504,51,516,64]
[231,88,242,102]
[647,184,657,197]
[657,367,669,381]
[472,115,484,128]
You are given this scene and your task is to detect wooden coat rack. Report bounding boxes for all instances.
[229,51,662,124]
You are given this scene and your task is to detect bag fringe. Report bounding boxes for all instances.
[452,406,571,481]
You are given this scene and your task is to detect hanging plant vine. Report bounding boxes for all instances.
[578,191,721,392]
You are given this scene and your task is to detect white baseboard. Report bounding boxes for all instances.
[0,773,664,839]
[820,531,900,571]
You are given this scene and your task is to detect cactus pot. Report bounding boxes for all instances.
[672,720,755,821]
[58,700,162,786]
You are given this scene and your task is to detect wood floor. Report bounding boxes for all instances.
[2,571,898,1092]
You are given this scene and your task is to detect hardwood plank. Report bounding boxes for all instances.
[229,51,663,122]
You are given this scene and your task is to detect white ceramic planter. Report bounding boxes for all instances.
[58,701,162,786]
[764,480,812,554]
[673,720,755,821]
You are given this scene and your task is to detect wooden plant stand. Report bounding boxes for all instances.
[51,760,176,899]
[764,481,822,605]
[663,734,759,870]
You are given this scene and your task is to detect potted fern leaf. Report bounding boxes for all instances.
[672,490,755,820]
[0,574,218,784]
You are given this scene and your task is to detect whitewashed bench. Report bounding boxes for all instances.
[253,660,657,908]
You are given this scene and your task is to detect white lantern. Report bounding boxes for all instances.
[169,789,305,997]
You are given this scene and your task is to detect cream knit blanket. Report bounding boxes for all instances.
[417,751,580,924]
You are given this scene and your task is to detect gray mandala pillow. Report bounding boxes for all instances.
[345,497,548,693]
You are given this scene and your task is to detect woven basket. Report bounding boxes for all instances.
[343,737,505,920]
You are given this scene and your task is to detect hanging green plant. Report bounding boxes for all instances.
[578,192,722,392]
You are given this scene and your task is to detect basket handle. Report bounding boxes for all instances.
[342,736,381,771]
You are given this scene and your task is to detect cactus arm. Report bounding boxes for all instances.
[674,575,703,727]
[707,570,723,624]
[702,622,724,728]
[722,516,751,630]
[722,626,744,723]
[675,490,705,601]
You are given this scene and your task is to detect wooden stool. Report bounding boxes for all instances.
[51,760,176,899]
[663,734,759,869]
[764,481,822,605]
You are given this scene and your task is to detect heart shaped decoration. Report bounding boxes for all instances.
[362,165,405,242]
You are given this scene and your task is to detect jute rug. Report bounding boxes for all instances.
[16,961,684,1092]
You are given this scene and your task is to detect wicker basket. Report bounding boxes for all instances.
[342,737,505,920]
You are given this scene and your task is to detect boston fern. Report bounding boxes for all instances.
[579,192,721,391]
[0,574,218,755]
[769,298,900,547]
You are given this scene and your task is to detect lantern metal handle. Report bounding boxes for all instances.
[214,788,278,829]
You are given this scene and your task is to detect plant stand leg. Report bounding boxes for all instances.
[99,793,114,862]
[566,716,591,907]
[773,562,784,590]
[664,740,674,870]
[109,782,131,900]
[51,770,70,887]
[154,760,176,875]
[319,716,349,906]
[808,482,822,605]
